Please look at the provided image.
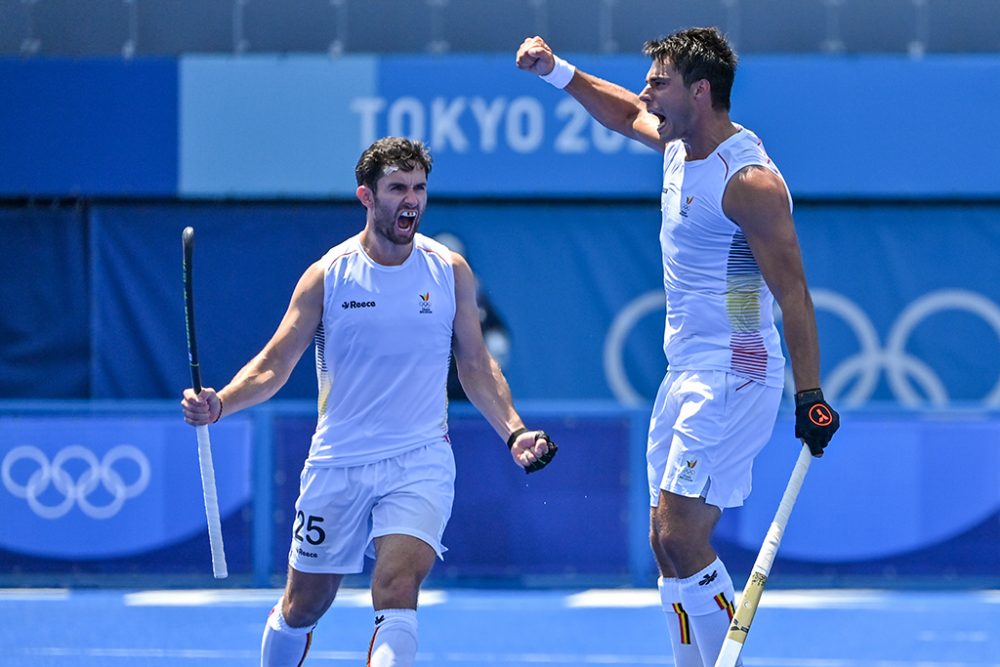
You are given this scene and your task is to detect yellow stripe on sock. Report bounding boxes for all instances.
[671,602,692,644]
[714,593,735,621]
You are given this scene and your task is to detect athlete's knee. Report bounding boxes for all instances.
[283,585,337,627]
[649,536,678,578]
[282,596,327,628]
[372,569,423,609]
[653,518,711,562]
[653,522,685,556]
[649,524,672,561]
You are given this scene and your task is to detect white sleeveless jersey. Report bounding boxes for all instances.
[307,233,456,467]
[659,125,788,387]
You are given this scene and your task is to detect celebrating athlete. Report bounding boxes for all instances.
[181,137,557,666]
[516,28,839,667]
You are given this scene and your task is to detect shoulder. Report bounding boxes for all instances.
[718,127,776,171]
[299,257,329,290]
[726,164,788,209]
[319,235,362,273]
[446,250,475,295]
[729,163,785,191]
[414,234,458,271]
[723,165,793,231]
[721,129,786,197]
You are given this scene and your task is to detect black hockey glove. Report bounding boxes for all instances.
[507,428,558,474]
[794,388,840,457]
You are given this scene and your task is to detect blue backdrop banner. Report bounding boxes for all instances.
[1,403,996,582]
[0,206,90,398]
[0,58,177,197]
[2,55,1000,198]
[0,415,252,560]
[88,203,361,400]
[419,202,1000,410]
[2,201,996,410]
[718,413,1000,573]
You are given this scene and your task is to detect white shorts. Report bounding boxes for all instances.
[288,441,456,574]
[647,370,781,510]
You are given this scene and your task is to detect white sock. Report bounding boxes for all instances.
[260,602,315,667]
[367,608,418,667]
[678,558,741,667]
[657,576,705,667]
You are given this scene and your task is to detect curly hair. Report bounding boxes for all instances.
[642,27,737,111]
[355,137,433,190]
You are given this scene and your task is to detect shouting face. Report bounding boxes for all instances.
[366,165,428,246]
[638,58,697,143]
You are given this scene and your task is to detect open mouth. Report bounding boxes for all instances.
[651,112,669,133]
[397,209,418,231]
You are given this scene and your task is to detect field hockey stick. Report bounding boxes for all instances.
[182,226,228,579]
[713,442,812,667]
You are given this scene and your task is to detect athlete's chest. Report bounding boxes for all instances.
[660,156,734,257]
[326,259,454,344]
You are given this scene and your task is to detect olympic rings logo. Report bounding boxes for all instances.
[2,445,151,520]
[604,288,1000,408]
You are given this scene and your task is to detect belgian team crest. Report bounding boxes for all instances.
[680,196,694,218]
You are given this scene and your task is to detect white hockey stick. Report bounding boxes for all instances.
[183,226,228,579]
[713,443,812,667]
[194,423,227,578]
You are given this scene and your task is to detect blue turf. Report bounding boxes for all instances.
[2,588,999,666]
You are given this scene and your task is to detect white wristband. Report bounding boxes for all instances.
[539,55,576,89]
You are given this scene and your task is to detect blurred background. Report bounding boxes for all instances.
[1,0,998,592]
[2,0,999,56]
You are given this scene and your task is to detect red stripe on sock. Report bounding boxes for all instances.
[671,602,692,644]
[366,627,380,666]
[714,593,735,621]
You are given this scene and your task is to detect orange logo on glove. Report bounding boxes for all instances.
[809,404,833,426]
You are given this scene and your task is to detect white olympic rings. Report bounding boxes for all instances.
[2,445,151,520]
[604,288,1000,408]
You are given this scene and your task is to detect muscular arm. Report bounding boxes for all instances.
[564,70,664,152]
[182,260,325,423]
[723,166,821,392]
[515,36,664,152]
[221,261,325,412]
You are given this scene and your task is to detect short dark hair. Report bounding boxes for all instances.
[642,27,737,111]
[355,137,433,190]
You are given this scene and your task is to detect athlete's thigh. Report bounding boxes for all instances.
[652,489,722,542]
[647,370,726,506]
[706,376,782,508]
[288,465,377,574]
[369,443,456,560]
[646,371,684,506]
[658,372,782,509]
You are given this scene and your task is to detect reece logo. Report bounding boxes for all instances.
[342,300,376,309]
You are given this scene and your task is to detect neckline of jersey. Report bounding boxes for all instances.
[685,124,746,167]
[354,234,419,272]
